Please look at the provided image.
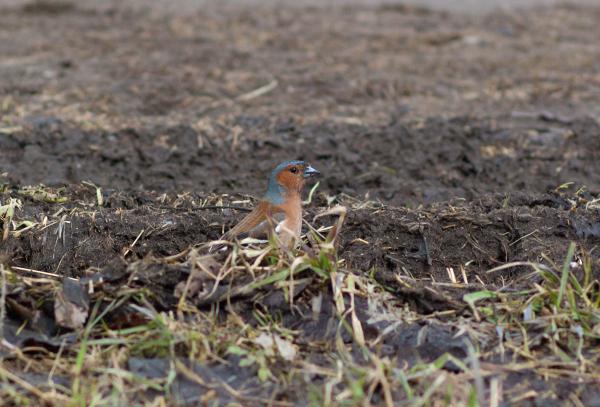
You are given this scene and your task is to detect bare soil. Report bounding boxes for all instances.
[1,1,600,405]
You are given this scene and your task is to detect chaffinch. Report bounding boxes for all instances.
[222,160,320,248]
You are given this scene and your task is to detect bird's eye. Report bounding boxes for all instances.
[289,167,298,174]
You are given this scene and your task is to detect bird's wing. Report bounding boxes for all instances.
[224,201,281,240]
[246,213,285,238]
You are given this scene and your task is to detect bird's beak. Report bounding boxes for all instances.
[303,165,320,178]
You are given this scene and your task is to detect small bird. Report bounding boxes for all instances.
[220,160,320,249]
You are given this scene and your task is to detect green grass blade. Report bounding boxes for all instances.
[556,242,576,308]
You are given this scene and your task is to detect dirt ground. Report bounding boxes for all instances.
[1,1,600,406]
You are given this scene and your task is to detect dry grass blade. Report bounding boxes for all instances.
[0,198,21,241]
[0,364,69,403]
[485,261,553,275]
[347,274,365,346]
[10,266,78,281]
[313,205,347,248]
[236,79,278,102]
[0,264,6,338]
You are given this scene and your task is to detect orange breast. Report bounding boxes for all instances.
[274,192,302,244]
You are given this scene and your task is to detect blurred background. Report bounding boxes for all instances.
[1,0,600,204]
[3,0,599,13]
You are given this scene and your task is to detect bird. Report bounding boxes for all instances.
[218,160,320,249]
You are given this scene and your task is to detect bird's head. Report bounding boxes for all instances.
[264,160,320,205]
